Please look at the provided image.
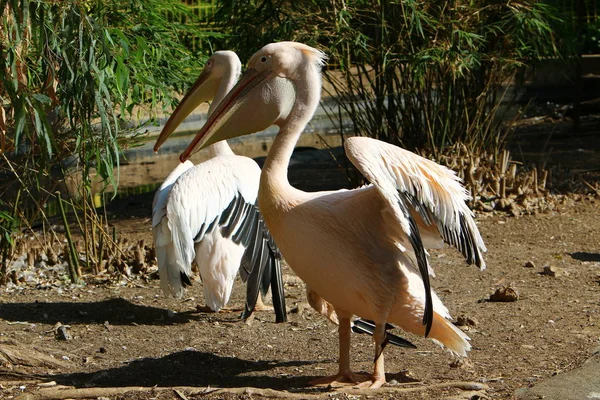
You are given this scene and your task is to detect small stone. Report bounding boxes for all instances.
[523,261,536,268]
[56,325,72,341]
[521,344,535,349]
[290,302,309,314]
[489,286,519,302]
[449,358,474,370]
[542,265,569,277]
[455,315,479,327]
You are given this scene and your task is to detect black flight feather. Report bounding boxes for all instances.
[397,190,433,337]
[351,319,416,349]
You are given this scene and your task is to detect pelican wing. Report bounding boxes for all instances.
[345,136,487,335]
[152,160,196,296]
[164,157,259,276]
[152,160,195,229]
[241,219,287,322]
[345,137,487,270]
[155,156,286,321]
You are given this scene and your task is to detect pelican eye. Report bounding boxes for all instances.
[260,56,267,63]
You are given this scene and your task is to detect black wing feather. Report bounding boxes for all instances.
[397,191,433,337]
[268,243,286,323]
[399,191,484,269]
[208,193,287,323]
[351,318,416,349]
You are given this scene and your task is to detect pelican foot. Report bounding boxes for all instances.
[352,375,386,389]
[308,371,371,388]
[253,303,274,312]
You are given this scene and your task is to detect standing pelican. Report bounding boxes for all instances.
[174,42,487,388]
[152,51,286,322]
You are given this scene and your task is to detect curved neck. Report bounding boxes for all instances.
[261,68,322,192]
[208,140,234,157]
[207,69,239,157]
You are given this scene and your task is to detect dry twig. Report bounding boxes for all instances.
[17,381,487,399]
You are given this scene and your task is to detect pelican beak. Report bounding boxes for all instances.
[154,67,219,153]
[179,68,296,161]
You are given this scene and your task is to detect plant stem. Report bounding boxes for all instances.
[56,191,80,284]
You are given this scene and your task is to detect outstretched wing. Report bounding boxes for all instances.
[344,136,487,335]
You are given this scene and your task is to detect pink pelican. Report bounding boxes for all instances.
[152,51,286,322]
[175,42,487,388]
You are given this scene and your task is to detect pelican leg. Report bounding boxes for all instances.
[370,321,387,388]
[253,294,274,312]
[352,320,387,389]
[308,316,367,387]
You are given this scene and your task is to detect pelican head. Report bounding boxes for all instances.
[180,42,327,161]
[154,50,242,152]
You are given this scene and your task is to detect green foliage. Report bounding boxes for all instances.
[0,0,214,275]
[214,0,561,156]
[212,0,326,61]
[543,0,599,55]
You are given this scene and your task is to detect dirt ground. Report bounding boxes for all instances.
[1,118,600,399]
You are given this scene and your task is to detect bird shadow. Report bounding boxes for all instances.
[569,252,600,262]
[45,350,317,391]
[0,297,200,326]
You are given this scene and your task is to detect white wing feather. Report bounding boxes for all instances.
[344,136,487,271]
[152,160,194,229]
[153,155,261,297]
[152,160,195,296]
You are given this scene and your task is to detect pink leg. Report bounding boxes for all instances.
[253,295,274,311]
[370,321,387,388]
[309,316,368,387]
[354,321,387,388]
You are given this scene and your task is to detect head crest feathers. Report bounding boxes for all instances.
[279,41,328,68]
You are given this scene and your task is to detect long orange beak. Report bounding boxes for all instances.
[179,68,277,161]
[154,67,219,153]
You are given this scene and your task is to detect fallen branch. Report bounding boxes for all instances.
[0,343,70,369]
[20,381,487,399]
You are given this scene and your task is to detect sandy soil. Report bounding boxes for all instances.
[1,114,600,399]
[1,191,599,399]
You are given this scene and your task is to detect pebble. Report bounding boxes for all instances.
[489,286,519,302]
[542,265,569,277]
[290,302,309,314]
[55,325,72,341]
[523,261,536,268]
[456,315,479,327]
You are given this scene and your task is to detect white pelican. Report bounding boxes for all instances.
[152,51,286,322]
[175,42,487,388]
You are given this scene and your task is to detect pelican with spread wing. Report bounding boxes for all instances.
[173,42,486,388]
